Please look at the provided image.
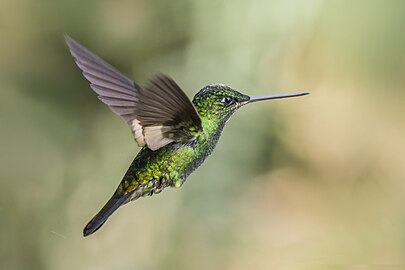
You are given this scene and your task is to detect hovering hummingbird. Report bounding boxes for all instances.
[65,35,308,237]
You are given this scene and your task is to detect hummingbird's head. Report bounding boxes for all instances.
[192,84,250,121]
[192,84,309,123]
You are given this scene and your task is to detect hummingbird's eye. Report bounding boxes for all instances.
[221,96,235,106]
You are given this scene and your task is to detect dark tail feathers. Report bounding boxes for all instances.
[83,193,130,237]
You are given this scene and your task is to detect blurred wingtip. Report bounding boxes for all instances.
[64,33,72,44]
[64,34,80,50]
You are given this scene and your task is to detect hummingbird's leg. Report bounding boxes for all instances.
[139,177,167,197]
[154,177,164,192]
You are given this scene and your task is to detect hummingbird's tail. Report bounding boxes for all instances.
[83,192,131,237]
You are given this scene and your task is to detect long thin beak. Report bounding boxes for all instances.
[248,92,309,104]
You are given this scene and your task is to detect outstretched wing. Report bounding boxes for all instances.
[65,35,202,151]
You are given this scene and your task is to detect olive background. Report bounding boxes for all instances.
[1,1,405,269]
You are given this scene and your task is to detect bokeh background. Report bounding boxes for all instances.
[1,0,405,269]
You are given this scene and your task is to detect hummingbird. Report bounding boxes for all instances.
[65,35,308,237]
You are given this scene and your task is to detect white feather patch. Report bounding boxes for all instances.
[131,119,145,147]
[144,126,174,151]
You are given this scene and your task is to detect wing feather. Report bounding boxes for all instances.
[65,35,202,151]
[65,35,145,147]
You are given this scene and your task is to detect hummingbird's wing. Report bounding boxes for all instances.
[65,35,202,151]
[135,74,202,150]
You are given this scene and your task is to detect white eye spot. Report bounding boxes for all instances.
[221,96,235,106]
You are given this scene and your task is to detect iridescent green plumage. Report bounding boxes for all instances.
[65,35,308,237]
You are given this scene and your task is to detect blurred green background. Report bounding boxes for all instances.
[1,0,405,269]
